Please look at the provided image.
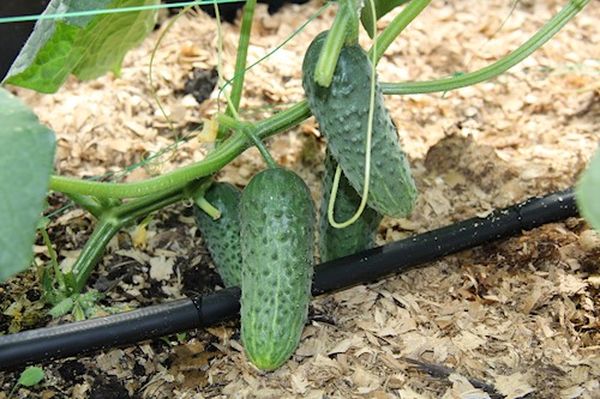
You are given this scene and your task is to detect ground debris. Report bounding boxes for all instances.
[1,0,599,398]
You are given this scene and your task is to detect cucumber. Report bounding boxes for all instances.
[240,168,315,371]
[194,182,242,287]
[319,150,383,262]
[302,31,417,218]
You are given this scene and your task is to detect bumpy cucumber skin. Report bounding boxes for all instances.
[194,182,242,288]
[240,168,315,371]
[302,31,417,218]
[319,151,383,262]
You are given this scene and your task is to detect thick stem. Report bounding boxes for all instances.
[65,193,104,218]
[66,181,208,293]
[49,101,310,199]
[217,113,247,131]
[345,0,360,45]
[368,0,431,63]
[65,218,121,293]
[314,2,350,87]
[380,0,589,94]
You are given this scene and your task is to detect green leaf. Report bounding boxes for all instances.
[3,0,159,93]
[361,0,411,38]
[0,89,56,282]
[49,296,75,318]
[18,366,45,387]
[576,148,600,230]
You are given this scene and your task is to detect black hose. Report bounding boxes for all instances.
[0,188,577,371]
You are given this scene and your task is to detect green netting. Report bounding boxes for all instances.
[0,0,244,24]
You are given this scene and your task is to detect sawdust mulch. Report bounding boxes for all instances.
[1,1,599,398]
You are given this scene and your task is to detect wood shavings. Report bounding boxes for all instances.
[1,0,599,397]
[494,372,535,399]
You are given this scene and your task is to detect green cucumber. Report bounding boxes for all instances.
[194,182,242,287]
[240,168,315,371]
[319,151,383,262]
[302,31,417,218]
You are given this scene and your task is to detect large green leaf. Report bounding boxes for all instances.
[576,148,600,230]
[0,89,56,282]
[3,0,159,93]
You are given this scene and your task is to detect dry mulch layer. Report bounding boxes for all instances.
[1,1,600,398]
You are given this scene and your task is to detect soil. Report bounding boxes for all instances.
[1,1,599,398]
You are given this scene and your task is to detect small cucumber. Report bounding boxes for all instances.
[319,151,383,262]
[302,31,417,218]
[240,168,315,371]
[194,182,242,287]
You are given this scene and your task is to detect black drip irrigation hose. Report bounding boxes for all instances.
[0,188,578,371]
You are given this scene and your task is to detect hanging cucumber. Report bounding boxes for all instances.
[361,0,411,38]
[302,31,417,218]
[240,168,315,371]
[194,182,242,288]
[319,151,383,262]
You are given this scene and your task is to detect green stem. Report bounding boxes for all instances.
[227,0,257,115]
[41,228,65,291]
[65,218,121,293]
[149,5,192,131]
[47,0,587,200]
[196,197,221,220]
[218,3,331,98]
[66,180,209,293]
[368,0,431,63]
[217,113,248,131]
[345,0,360,45]
[49,101,310,199]
[8,383,18,399]
[381,0,589,94]
[65,193,104,218]
[314,2,350,87]
[240,126,278,169]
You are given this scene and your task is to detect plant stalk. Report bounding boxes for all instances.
[368,0,431,63]
[314,1,351,87]
[66,179,209,293]
[380,0,589,94]
[227,0,257,115]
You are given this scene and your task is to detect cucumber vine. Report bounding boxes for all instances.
[1,0,591,296]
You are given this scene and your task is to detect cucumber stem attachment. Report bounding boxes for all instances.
[195,197,221,220]
[240,126,278,169]
[314,1,353,87]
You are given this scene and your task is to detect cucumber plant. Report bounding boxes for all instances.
[0,0,592,372]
